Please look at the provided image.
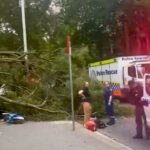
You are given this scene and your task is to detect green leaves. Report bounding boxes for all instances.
[60,0,121,59]
[1,0,142,119]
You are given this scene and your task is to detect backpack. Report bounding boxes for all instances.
[90,117,107,129]
[94,118,107,129]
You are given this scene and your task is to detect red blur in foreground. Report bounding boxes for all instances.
[117,1,150,56]
[85,119,96,132]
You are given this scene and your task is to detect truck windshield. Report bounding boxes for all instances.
[137,64,150,78]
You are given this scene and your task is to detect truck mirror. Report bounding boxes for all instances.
[128,66,136,77]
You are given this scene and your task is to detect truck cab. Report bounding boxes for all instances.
[123,62,150,90]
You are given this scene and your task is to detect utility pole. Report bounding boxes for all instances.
[66,36,75,131]
[19,0,29,73]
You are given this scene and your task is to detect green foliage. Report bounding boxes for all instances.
[90,81,105,117]
[0,0,62,51]
[114,101,134,117]
[0,45,94,120]
[0,0,122,56]
[0,0,136,121]
[60,0,122,59]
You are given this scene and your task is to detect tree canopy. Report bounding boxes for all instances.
[0,0,150,120]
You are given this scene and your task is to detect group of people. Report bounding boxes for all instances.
[78,81,115,128]
[78,81,149,139]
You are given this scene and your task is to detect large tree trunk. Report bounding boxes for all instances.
[0,96,70,117]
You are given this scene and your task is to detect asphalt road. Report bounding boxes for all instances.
[0,121,132,150]
[98,117,150,150]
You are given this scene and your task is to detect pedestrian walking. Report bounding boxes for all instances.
[78,81,92,126]
[103,81,115,125]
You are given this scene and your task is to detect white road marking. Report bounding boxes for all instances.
[95,131,133,150]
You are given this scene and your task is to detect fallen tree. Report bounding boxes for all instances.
[0,95,70,117]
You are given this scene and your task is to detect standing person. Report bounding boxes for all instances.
[103,81,115,125]
[131,86,145,139]
[78,81,92,126]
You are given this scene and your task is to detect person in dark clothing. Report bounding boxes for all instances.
[131,86,146,139]
[103,82,115,125]
[78,81,92,126]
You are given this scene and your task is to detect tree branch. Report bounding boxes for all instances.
[0,96,70,117]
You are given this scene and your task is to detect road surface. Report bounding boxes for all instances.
[0,121,132,150]
[98,117,150,150]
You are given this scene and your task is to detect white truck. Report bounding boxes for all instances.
[89,55,150,125]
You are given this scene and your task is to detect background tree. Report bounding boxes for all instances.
[60,0,122,60]
[0,0,143,120]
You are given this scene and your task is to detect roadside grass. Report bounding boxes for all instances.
[114,100,134,117]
